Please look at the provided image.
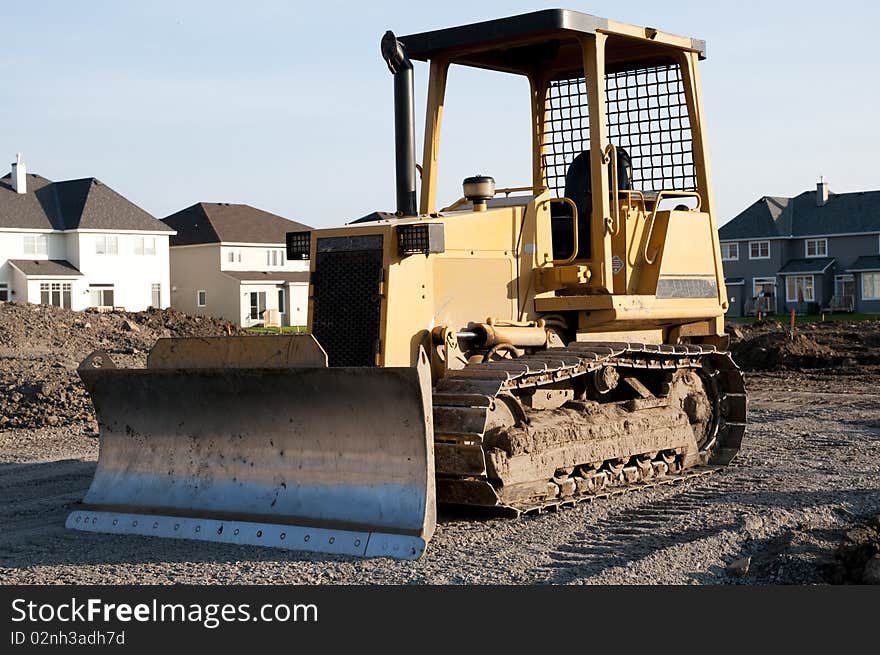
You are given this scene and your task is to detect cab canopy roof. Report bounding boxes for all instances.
[399,9,706,78]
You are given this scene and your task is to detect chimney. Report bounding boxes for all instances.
[816,176,828,207]
[11,153,26,194]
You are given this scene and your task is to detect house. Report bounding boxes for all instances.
[719,179,880,316]
[162,202,311,327]
[0,155,174,310]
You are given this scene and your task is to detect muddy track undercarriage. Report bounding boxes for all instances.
[432,342,747,514]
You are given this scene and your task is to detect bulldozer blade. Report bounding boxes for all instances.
[67,340,436,560]
[146,334,329,369]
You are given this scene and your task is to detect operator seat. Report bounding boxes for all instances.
[551,147,632,260]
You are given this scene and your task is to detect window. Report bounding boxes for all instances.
[89,285,115,307]
[197,290,207,307]
[863,272,880,300]
[23,234,48,255]
[721,242,739,261]
[95,235,118,255]
[786,275,815,302]
[134,236,156,255]
[0,283,8,301]
[266,249,283,267]
[277,288,286,314]
[749,240,770,259]
[228,250,235,263]
[805,238,827,258]
[151,283,161,308]
[39,282,72,309]
[249,291,266,320]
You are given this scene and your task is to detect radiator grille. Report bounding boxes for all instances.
[312,237,384,367]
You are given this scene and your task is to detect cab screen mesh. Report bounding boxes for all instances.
[543,63,695,196]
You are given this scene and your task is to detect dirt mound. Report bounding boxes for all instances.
[0,302,238,354]
[0,302,242,429]
[731,332,842,370]
[728,319,880,372]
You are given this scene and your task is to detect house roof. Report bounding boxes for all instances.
[848,255,880,272]
[163,203,311,246]
[719,189,880,240]
[222,270,310,284]
[778,257,835,275]
[8,259,83,277]
[0,173,171,232]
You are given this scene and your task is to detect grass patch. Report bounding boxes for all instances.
[245,325,308,334]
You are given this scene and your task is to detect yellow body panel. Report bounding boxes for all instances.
[305,194,727,369]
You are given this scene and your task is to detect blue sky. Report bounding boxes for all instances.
[2,1,878,227]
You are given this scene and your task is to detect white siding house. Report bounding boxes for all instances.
[162,203,310,327]
[0,156,174,310]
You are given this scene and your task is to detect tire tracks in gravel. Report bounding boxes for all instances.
[526,391,880,584]
[529,470,755,583]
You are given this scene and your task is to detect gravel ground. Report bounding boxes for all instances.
[1,372,878,585]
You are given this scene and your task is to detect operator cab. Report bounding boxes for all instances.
[392,8,711,293]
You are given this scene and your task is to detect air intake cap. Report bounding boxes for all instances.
[463,175,495,206]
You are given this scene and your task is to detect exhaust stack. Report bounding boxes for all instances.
[381,31,417,217]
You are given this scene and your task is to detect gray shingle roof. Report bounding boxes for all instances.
[0,173,171,232]
[719,189,880,240]
[778,257,835,274]
[0,174,60,229]
[163,203,310,246]
[8,259,83,277]
[848,256,880,272]
[222,270,310,283]
[718,196,792,240]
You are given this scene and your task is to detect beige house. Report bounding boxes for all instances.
[162,203,310,327]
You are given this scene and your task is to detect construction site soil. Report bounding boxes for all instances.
[1,304,878,585]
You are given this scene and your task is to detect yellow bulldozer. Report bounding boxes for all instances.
[68,9,746,560]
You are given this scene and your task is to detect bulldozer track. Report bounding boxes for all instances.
[516,466,721,515]
[432,341,747,514]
